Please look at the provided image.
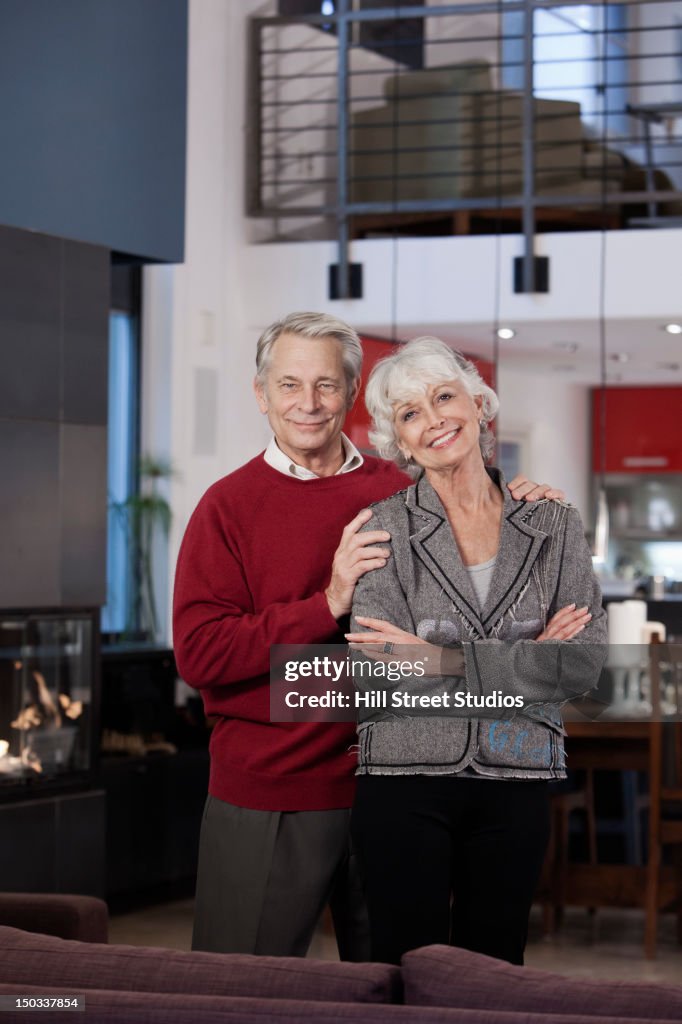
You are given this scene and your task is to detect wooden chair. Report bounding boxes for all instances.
[644,640,682,958]
[540,770,597,934]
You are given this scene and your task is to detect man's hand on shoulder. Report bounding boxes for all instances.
[325,509,391,620]
[507,475,566,503]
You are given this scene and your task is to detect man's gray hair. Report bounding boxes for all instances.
[365,337,499,472]
[256,312,363,391]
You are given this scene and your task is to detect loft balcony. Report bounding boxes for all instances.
[246,1,682,294]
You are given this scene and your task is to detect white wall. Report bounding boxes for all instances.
[631,1,682,107]
[142,0,270,642]
[624,3,682,187]
[424,0,503,82]
[496,366,591,519]
[254,20,397,240]
[238,228,682,328]
[141,0,682,641]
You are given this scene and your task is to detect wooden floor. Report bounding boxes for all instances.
[109,899,682,983]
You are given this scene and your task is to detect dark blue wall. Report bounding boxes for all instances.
[0,0,187,263]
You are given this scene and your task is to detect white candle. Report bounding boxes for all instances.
[607,600,647,667]
[641,621,666,644]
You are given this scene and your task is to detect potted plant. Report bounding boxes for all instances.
[111,454,175,643]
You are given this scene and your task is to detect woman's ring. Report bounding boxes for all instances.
[383,641,394,655]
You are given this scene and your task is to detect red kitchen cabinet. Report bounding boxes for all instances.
[344,336,396,450]
[592,387,682,473]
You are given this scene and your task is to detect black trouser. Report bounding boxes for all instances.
[351,775,550,965]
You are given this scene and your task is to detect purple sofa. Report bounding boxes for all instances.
[1,895,681,1023]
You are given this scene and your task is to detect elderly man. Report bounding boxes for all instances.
[173,311,561,960]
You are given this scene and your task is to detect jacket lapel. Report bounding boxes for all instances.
[479,475,548,630]
[406,470,548,638]
[406,475,486,637]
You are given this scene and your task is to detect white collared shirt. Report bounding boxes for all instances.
[264,433,364,479]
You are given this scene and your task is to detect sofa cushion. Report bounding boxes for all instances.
[351,74,586,203]
[0,984,678,1024]
[0,926,401,1004]
[402,945,682,1020]
[0,893,108,943]
[383,61,492,100]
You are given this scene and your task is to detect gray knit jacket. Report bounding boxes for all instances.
[350,468,608,780]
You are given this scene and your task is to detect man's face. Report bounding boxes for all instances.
[254,332,359,466]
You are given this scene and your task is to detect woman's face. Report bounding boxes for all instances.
[393,378,483,473]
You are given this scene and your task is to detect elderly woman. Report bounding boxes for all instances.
[346,338,607,966]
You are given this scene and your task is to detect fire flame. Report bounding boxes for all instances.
[10,672,82,731]
[59,693,83,720]
[9,672,83,775]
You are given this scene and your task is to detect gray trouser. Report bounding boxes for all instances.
[192,794,370,960]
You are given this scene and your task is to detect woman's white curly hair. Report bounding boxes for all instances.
[365,337,499,474]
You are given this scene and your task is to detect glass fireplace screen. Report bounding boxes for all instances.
[0,612,95,788]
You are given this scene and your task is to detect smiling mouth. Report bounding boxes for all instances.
[429,428,461,448]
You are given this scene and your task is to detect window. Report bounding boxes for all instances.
[101,267,140,637]
[502,4,628,136]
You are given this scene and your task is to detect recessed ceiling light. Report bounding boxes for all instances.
[609,352,630,363]
[553,341,578,353]
[664,323,682,335]
[496,327,516,340]
[658,361,681,371]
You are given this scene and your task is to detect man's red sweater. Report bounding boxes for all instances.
[173,453,409,812]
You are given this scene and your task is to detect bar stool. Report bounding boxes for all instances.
[643,640,682,958]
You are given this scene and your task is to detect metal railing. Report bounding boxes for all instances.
[247,1,682,296]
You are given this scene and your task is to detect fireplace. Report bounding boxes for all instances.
[0,610,99,798]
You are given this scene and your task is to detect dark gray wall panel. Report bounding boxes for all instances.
[0,419,60,607]
[0,0,187,262]
[55,790,106,896]
[0,798,57,891]
[0,226,109,611]
[0,226,60,420]
[0,321,60,421]
[60,424,108,606]
[62,240,109,425]
[0,226,61,322]
[0,792,106,895]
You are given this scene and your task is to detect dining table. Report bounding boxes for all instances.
[561,706,678,913]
